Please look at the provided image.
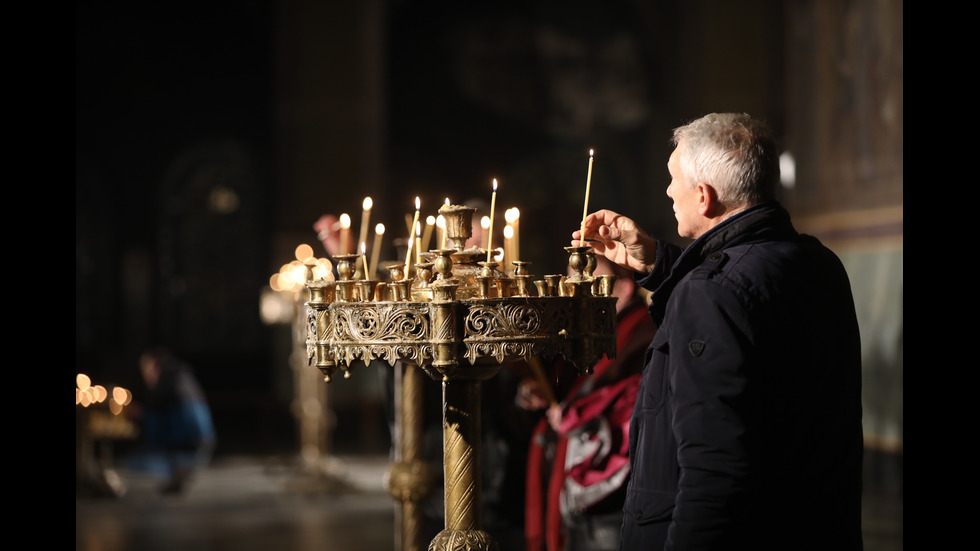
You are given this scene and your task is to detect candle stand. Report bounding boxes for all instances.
[306,205,617,551]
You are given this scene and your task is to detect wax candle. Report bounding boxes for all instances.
[503,224,514,271]
[405,197,420,280]
[505,207,520,262]
[339,213,351,254]
[580,149,594,247]
[415,217,422,264]
[370,223,384,280]
[436,215,446,250]
[486,179,497,262]
[421,215,435,254]
[481,216,490,250]
[358,197,372,256]
[361,241,369,279]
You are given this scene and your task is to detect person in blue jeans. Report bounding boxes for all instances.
[129,346,216,494]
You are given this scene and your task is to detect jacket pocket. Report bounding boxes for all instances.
[623,487,676,525]
[638,330,670,413]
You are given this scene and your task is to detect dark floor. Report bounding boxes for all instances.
[76,451,902,551]
[76,454,397,551]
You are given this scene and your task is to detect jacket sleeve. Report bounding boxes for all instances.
[665,278,753,549]
[637,240,683,293]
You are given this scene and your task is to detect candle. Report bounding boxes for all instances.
[339,213,351,254]
[503,224,514,271]
[358,197,372,255]
[580,149,594,247]
[415,217,422,264]
[480,216,490,250]
[405,197,420,280]
[436,215,446,250]
[370,223,384,280]
[505,207,520,262]
[421,215,435,254]
[361,241,369,279]
[486,179,498,262]
[527,356,558,407]
[442,198,450,248]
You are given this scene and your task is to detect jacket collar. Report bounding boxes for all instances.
[646,201,795,326]
[698,201,795,256]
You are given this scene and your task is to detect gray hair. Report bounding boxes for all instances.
[671,113,780,208]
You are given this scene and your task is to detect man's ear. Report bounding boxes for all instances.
[695,182,719,217]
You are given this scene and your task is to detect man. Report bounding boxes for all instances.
[574,113,863,550]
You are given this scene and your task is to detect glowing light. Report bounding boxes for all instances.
[294,244,314,263]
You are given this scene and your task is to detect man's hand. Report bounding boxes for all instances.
[572,209,657,274]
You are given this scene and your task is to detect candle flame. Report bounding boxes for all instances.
[376,223,385,235]
[340,213,351,228]
[505,207,519,224]
[493,178,497,191]
[445,197,450,206]
[361,241,366,254]
[481,216,490,229]
[362,197,373,210]
[590,149,594,157]
[436,215,446,229]
[415,196,421,210]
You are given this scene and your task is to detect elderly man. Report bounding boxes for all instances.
[575,113,863,550]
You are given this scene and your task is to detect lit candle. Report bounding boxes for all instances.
[481,216,490,250]
[415,217,422,264]
[436,215,446,250]
[421,215,435,254]
[442,198,450,248]
[580,149,594,247]
[370,223,384,280]
[486,178,498,262]
[361,241,369,280]
[405,197,420,280]
[358,197,372,256]
[339,213,351,254]
[505,207,520,262]
[503,224,514,271]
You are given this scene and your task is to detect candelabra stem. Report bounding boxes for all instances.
[430,380,497,551]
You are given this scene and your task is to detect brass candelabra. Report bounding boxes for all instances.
[306,204,617,551]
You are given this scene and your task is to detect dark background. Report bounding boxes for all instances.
[76,0,902,476]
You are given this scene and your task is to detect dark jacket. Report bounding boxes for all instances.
[620,202,863,550]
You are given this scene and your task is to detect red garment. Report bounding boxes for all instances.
[525,303,654,551]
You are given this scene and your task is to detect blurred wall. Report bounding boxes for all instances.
[76,0,901,470]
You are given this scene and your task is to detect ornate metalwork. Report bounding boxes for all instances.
[429,529,499,551]
[305,204,618,551]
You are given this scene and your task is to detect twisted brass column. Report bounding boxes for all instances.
[428,280,499,551]
[430,379,497,551]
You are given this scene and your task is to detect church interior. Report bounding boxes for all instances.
[76,1,902,550]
